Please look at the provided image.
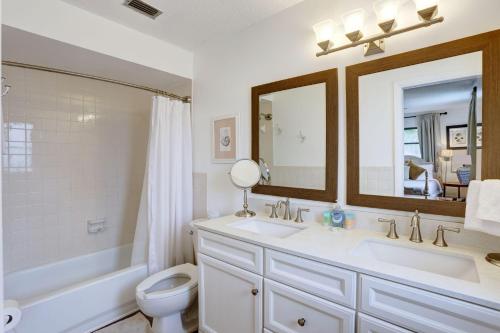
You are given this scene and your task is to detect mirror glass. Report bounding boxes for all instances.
[258,83,326,190]
[358,52,482,203]
[230,159,261,189]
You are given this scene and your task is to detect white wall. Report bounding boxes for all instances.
[192,0,500,220]
[2,0,193,79]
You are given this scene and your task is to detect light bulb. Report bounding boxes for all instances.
[373,0,399,23]
[313,19,334,43]
[342,8,365,34]
[342,8,365,42]
[373,0,399,32]
[313,19,335,51]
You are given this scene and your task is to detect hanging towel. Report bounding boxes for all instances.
[464,180,500,237]
[477,179,500,222]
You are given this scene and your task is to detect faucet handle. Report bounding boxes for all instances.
[294,208,310,223]
[265,203,279,218]
[433,225,460,247]
[378,218,399,239]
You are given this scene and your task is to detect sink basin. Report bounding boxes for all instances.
[352,239,479,282]
[228,219,305,238]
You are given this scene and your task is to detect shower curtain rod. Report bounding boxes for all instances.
[2,61,191,103]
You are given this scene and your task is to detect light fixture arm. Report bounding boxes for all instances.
[316,16,444,57]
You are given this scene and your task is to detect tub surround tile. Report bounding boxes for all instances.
[2,66,151,273]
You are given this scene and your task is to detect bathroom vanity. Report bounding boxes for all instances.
[195,215,500,333]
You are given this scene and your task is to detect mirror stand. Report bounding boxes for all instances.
[229,158,261,218]
[235,189,256,217]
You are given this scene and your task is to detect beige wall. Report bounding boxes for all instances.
[2,66,151,273]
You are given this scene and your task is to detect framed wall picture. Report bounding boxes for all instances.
[446,123,482,150]
[212,114,239,163]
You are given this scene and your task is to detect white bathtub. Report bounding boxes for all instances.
[4,244,147,333]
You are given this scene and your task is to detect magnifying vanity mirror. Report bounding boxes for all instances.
[347,31,500,217]
[229,159,261,217]
[252,69,338,202]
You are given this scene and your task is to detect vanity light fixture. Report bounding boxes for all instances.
[314,0,444,57]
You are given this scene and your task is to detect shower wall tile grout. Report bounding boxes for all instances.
[2,66,151,273]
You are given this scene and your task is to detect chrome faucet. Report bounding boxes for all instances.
[277,198,292,220]
[409,210,423,243]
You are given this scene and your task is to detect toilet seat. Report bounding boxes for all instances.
[136,263,198,300]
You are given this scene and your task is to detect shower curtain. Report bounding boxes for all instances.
[131,96,193,275]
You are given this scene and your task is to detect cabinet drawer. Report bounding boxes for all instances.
[264,279,355,333]
[265,249,356,308]
[357,313,412,333]
[360,275,500,333]
[198,230,263,274]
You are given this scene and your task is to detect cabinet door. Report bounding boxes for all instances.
[264,279,355,333]
[198,253,263,333]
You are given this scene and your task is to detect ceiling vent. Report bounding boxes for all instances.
[124,0,162,19]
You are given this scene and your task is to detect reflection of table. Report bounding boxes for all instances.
[443,182,468,198]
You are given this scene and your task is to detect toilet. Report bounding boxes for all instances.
[136,221,200,333]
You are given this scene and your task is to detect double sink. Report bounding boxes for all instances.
[228,218,479,283]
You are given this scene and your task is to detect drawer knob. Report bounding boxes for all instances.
[251,288,259,296]
[298,318,306,327]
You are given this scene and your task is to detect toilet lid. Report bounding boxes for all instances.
[136,263,198,300]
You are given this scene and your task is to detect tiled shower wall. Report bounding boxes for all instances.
[2,66,151,273]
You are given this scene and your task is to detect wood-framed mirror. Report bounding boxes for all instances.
[251,69,338,202]
[346,30,500,217]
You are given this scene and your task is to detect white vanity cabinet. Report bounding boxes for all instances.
[198,230,356,333]
[197,229,500,333]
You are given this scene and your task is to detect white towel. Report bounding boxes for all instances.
[477,179,500,222]
[464,180,500,236]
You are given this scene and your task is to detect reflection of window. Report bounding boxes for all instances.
[404,127,421,158]
[3,122,33,173]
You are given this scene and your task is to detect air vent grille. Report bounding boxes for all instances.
[125,0,162,19]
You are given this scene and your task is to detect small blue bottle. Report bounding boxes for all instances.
[330,201,345,230]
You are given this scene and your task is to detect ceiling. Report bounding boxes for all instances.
[404,77,482,114]
[2,26,192,97]
[61,0,305,51]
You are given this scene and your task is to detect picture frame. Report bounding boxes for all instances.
[446,123,482,150]
[212,114,239,163]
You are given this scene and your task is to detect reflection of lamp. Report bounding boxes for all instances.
[440,149,454,182]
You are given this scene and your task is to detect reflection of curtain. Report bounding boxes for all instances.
[467,87,477,180]
[131,96,194,275]
[417,114,441,172]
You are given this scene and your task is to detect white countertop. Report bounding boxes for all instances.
[195,214,500,311]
